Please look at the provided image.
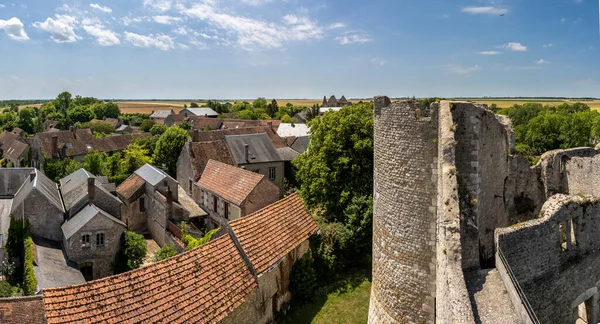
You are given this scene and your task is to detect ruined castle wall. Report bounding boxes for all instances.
[536,148,597,197]
[496,195,600,323]
[369,97,438,323]
[435,101,476,323]
[565,153,600,197]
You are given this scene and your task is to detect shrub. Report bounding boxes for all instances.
[22,235,36,295]
[0,281,12,297]
[182,226,220,250]
[140,119,155,132]
[153,245,179,262]
[289,251,318,301]
[149,124,167,136]
[113,231,147,273]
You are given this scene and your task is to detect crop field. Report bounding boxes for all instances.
[463,99,600,110]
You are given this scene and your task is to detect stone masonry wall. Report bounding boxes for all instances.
[565,153,600,197]
[435,101,476,323]
[496,195,600,323]
[369,97,438,323]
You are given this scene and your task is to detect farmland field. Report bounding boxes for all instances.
[463,99,600,110]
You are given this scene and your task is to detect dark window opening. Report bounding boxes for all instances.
[96,233,104,247]
[140,197,145,212]
[81,234,90,248]
[80,262,93,281]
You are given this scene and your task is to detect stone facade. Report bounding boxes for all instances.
[241,161,284,193]
[11,189,64,242]
[62,209,126,280]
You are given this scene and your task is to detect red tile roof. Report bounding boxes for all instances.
[229,193,319,274]
[0,296,46,324]
[42,234,256,324]
[116,173,146,201]
[197,160,265,206]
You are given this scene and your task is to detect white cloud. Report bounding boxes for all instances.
[241,0,274,6]
[498,42,527,51]
[153,15,182,25]
[371,57,387,66]
[561,17,567,23]
[573,17,582,24]
[89,3,112,13]
[461,6,508,15]
[476,51,500,55]
[122,16,145,26]
[33,15,80,43]
[536,59,549,64]
[0,17,29,41]
[543,43,553,48]
[337,33,371,45]
[184,3,324,49]
[328,23,345,29]
[143,0,173,12]
[123,32,174,50]
[0,4,5,8]
[446,64,481,75]
[83,24,120,46]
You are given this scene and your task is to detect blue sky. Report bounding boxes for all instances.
[0,0,598,99]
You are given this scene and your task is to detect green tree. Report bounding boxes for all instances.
[266,99,278,117]
[73,96,100,107]
[56,91,72,115]
[153,245,179,262]
[91,122,115,136]
[68,105,95,123]
[17,108,37,133]
[0,111,18,131]
[252,97,267,109]
[140,119,155,132]
[281,114,298,123]
[153,126,190,177]
[190,102,199,108]
[103,153,123,177]
[83,151,108,176]
[113,231,147,273]
[289,251,318,301]
[150,124,167,136]
[64,159,83,175]
[237,109,258,120]
[121,143,152,174]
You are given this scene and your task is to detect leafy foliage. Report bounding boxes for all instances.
[153,245,179,262]
[150,124,167,136]
[140,119,155,132]
[289,251,318,301]
[22,235,36,295]
[114,231,147,273]
[0,281,12,298]
[153,126,190,177]
[182,226,220,250]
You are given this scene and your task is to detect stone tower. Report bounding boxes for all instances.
[369,96,438,323]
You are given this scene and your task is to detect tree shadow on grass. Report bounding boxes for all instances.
[277,267,371,324]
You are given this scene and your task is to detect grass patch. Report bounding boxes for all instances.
[278,268,371,324]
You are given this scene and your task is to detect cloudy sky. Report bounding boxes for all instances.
[0,0,598,99]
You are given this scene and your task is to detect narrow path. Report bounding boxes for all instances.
[464,268,520,324]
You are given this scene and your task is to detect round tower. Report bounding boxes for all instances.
[369,96,438,323]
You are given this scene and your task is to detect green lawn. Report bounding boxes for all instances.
[279,269,371,324]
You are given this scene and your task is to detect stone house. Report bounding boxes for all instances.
[117,164,205,247]
[61,204,126,280]
[60,169,122,219]
[177,140,235,195]
[9,170,65,242]
[0,130,30,167]
[195,159,280,229]
[225,133,285,190]
[149,109,174,121]
[34,193,319,324]
[321,95,351,108]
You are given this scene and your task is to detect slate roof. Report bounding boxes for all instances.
[11,169,63,213]
[149,110,174,119]
[225,133,282,165]
[229,193,319,274]
[134,164,170,186]
[197,160,265,206]
[59,169,120,213]
[290,136,310,154]
[116,173,146,201]
[61,204,126,239]
[180,108,219,117]
[42,234,257,324]
[276,147,300,161]
[276,123,310,138]
[187,141,234,181]
[191,126,287,148]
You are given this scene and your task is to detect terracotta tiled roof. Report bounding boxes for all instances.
[197,160,264,206]
[229,193,319,274]
[116,173,146,201]
[0,296,46,324]
[42,234,256,324]
[1,138,29,160]
[191,126,287,148]
[188,141,234,181]
[190,117,223,130]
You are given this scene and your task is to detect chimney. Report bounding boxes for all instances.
[29,171,36,182]
[291,122,295,127]
[204,114,208,118]
[244,144,249,162]
[166,182,173,219]
[184,113,188,118]
[70,126,77,139]
[267,121,272,129]
[193,129,199,142]
[51,135,58,155]
[88,177,95,200]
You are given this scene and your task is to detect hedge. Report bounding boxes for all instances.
[22,235,36,296]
